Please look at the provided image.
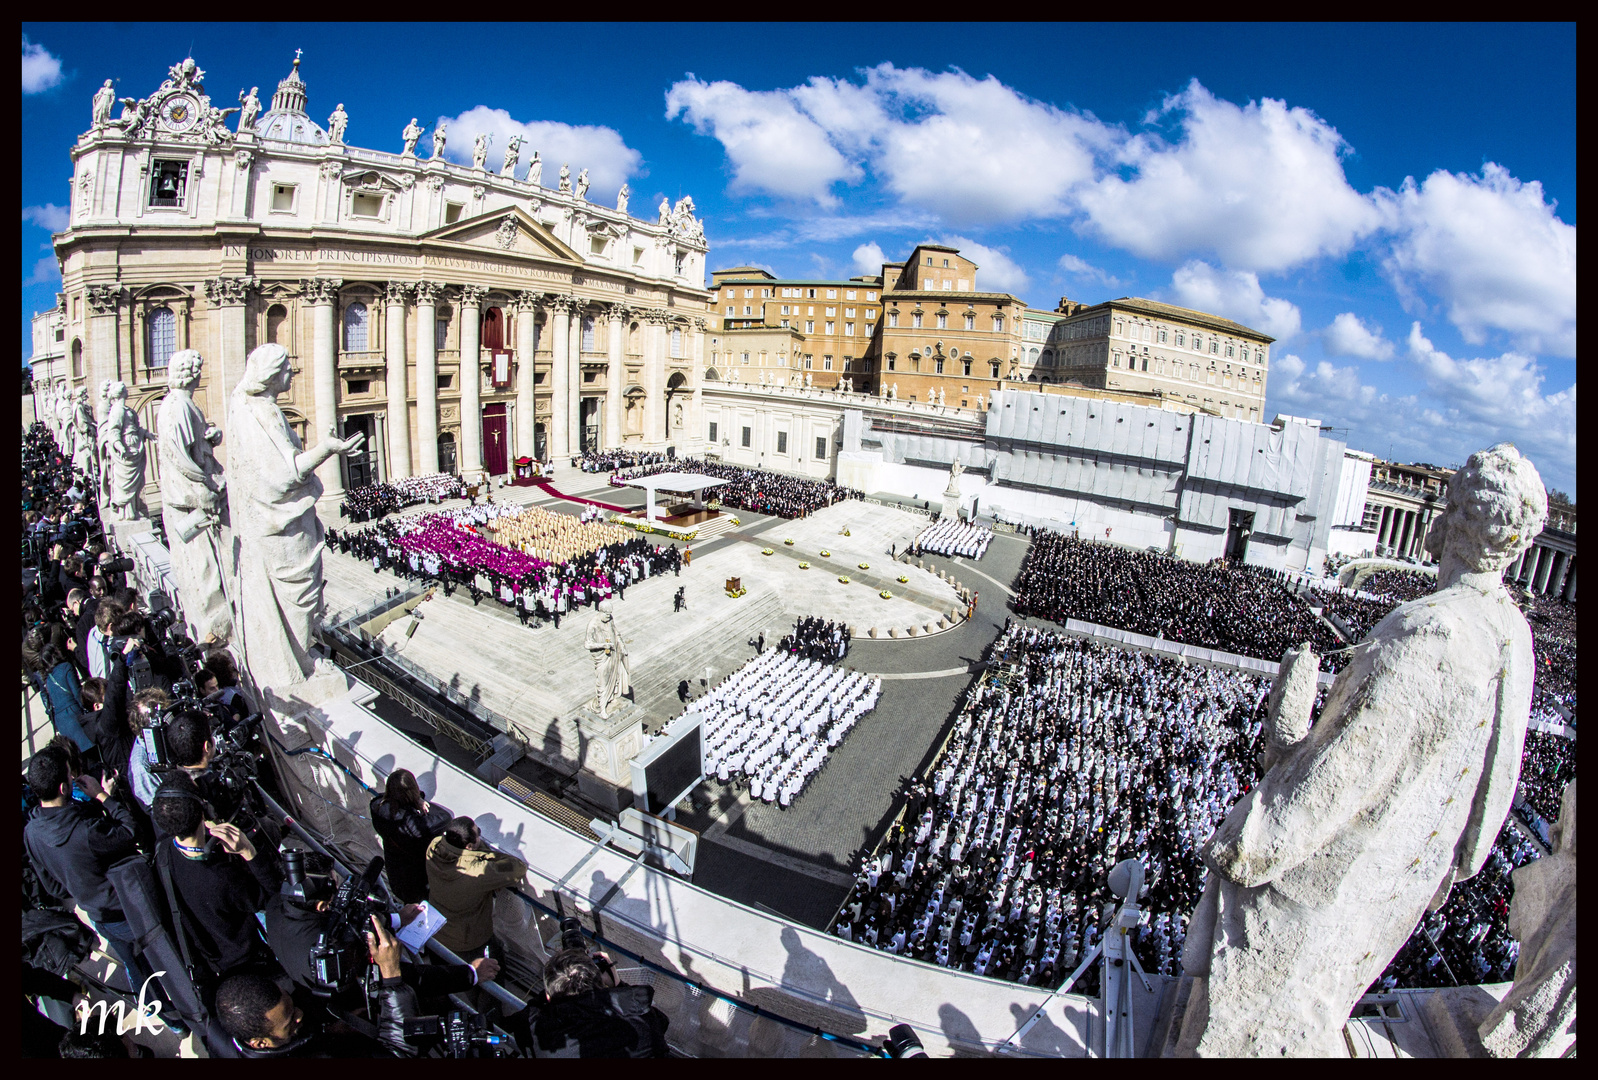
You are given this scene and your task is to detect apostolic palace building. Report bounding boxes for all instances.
[38,54,711,504]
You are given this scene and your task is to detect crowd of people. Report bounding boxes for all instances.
[1010,532,1346,669]
[1522,594,1578,729]
[777,616,851,664]
[910,519,993,560]
[329,504,681,628]
[835,623,1287,989]
[1315,588,1398,643]
[1362,568,1439,603]
[608,457,863,520]
[1517,731,1577,828]
[695,650,882,808]
[340,473,468,523]
[574,449,668,474]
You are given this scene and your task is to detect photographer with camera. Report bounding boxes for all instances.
[79,636,142,786]
[151,772,283,994]
[23,744,190,1037]
[264,849,497,1008]
[216,914,420,1057]
[371,769,452,905]
[505,919,668,1058]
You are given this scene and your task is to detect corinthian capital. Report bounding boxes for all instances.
[85,283,123,316]
[413,280,444,305]
[383,280,414,305]
[547,294,579,315]
[641,309,672,326]
[606,304,632,324]
[458,284,488,308]
[512,290,543,313]
[300,277,344,305]
[203,276,259,307]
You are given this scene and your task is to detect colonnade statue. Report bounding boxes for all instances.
[157,350,234,644]
[1171,442,1547,1057]
[71,386,97,478]
[227,343,365,690]
[585,599,632,718]
[104,381,153,520]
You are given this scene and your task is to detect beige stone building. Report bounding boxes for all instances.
[45,54,711,507]
[708,267,881,389]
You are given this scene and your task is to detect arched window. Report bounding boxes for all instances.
[266,304,289,347]
[71,339,83,378]
[435,307,451,352]
[147,307,177,368]
[671,327,683,358]
[581,316,596,352]
[343,302,368,351]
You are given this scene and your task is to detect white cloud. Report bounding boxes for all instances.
[666,63,1107,224]
[22,203,70,232]
[852,242,885,275]
[941,235,1029,291]
[1165,261,1301,341]
[1057,253,1120,288]
[436,106,642,203]
[1322,312,1394,361]
[1078,81,1382,273]
[21,35,62,94]
[1405,323,1575,455]
[665,77,858,206]
[1272,352,1379,409]
[1381,163,1576,357]
[24,256,60,286]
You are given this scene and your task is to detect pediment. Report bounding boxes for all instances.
[421,207,582,264]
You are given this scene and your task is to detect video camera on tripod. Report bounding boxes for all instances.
[403,1010,510,1058]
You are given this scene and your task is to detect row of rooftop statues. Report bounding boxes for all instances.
[37,348,1572,1054]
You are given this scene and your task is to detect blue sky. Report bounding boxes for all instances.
[22,23,1576,494]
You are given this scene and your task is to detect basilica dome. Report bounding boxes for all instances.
[253,55,329,146]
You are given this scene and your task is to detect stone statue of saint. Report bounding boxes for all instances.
[1170,443,1547,1058]
[672,400,684,429]
[401,118,423,157]
[501,133,521,176]
[526,150,542,187]
[157,350,234,644]
[116,97,146,133]
[558,164,572,193]
[57,387,76,451]
[472,132,491,171]
[890,382,898,399]
[658,197,671,225]
[938,387,946,407]
[72,386,97,478]
[1477,779,1575,1057]
[430,119,447,160]
[574,168,589,200]
[946,459,963,490]
[104,381,152,520]
[226,344,366,690]
[92,80,116,128]
[585,600,632,718]
[328,103,348,144]
[615,183,630,213]
[238,86,261,131]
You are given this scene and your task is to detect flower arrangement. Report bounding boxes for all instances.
[819,550,831,558]
[879,590,893,599]
[839,576,850,584]
[897,575,909,584]
[761,548,774,556]
[784,538,795,546]
[858,562,870,570]
[729,516,741,525]
[798,562,811,569]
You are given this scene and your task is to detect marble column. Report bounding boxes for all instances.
[1563,562,1576,602]
[457,285,486,477]
[690,318,706,450]
[1373,506,1389,550]
[605,306,627,450]
[1401,510,1417,557]
[1532,546,1553,594]
[513,291,541,461]
[567,302,583,455]
[85,284,122,403]
[302,277,345,499]
[1504,551,1524,585]
[203,277,257,468]
[548,295,574,458]
[413,281,442,473]
[1547,552,1568,599]
[382,281,413,479]
[642,310,668,445]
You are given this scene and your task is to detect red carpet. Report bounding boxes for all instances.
[531,479,631,513]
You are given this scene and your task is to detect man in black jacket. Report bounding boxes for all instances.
[509,948,669,1057]
[22,746,187,1035]
[216,917,419,1057]
[150,774,283,986]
